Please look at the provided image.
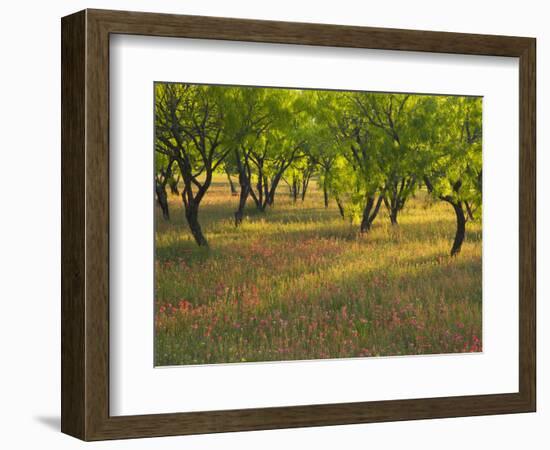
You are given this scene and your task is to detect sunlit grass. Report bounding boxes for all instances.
[155,176,482,366]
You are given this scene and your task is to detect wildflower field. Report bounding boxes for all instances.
[154,176,482,366]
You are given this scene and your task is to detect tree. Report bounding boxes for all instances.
[301,92,340,208]
[315,149,338,209]
[248,92,306,211]
[423,96,482,256]
[332,95,387,233]
[228,88,306,223]
[353,93,425,225]
[222,87,273,225]
[154,153,174,221]
[248,135,304,210]
[285,152,316,202]
[155,83,233,246]
[155,83,482,253]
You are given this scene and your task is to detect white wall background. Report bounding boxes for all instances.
[0,1,546,448]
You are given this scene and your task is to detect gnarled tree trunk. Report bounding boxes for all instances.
[301,170,312,202]
[464,201,476,221]
[235,172,250,226]
[291,176,299,203]
[184,201,208,247]
[335,197,345,219]
[384,196,399,225]
[226,169,237,196]
[449,200,466,256]
[323,179,329,208]
[233,148,253,226]
[360,194,384,233]
[384,177,415,225]
[425,176,467,257]
[155,182,170,220]
[169,176,180,195]
[155,158,174,221]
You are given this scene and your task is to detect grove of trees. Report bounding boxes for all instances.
[155,83,482,256]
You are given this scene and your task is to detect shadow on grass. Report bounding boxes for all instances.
[156,214,481,264]
[157,237,482,311]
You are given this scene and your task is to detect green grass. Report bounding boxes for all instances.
[154,176,482,366]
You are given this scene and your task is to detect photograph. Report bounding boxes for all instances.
[153,83,483,366]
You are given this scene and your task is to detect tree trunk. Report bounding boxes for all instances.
[301,174,311,202]
[360,195,384,233]
[264,176,271,206]
[465,201,475,221]
[256,176,263,209]
[360,197,374,233]
[389,208,398,225]
[323,180,329,208]
[234,173,250,226]
[169,178,179,195]
[226,170,237,195]
[335,197,345,219]
[266,174,283,207]
[155,183,170,220]
[234,190,248,226]
[301,182,308,202]
[185,202,208,246]
[424,176,467,256]
[450,201,466,256]
[384,193,399,225]
[292,177,299,203]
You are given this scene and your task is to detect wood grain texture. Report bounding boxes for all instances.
[61,8,537,441]
[89,8,532,56]
[85,10,111,440]
[61,10,86,439]
[518,39,536,409]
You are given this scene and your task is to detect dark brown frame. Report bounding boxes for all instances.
[61,8,536,441]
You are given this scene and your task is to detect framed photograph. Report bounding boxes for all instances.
[61,9,536,440]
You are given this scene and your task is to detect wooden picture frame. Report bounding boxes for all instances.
[61,8,536,441]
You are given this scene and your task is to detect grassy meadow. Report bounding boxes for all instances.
[154,176,482,366]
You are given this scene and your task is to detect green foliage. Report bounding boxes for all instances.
[422,96,483,219]
[154,82,482,246]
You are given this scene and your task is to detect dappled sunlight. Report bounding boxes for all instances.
[155,175,482,365]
